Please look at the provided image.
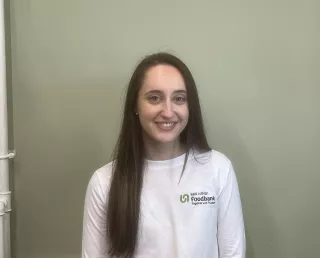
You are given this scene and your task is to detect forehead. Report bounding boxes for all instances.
[140,64,186,93]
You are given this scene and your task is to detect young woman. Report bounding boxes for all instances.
[82,52,246,258]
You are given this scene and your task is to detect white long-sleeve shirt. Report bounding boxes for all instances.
[82,150,246,258]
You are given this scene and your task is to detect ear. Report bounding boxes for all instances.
[134,104,140,115]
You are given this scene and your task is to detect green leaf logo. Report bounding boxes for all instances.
[180,194,189,203]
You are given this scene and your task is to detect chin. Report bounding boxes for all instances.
[153,135,179,144]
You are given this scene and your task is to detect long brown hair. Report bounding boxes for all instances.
[107,52,210,257]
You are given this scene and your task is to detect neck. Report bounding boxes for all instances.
[143,136,186,161]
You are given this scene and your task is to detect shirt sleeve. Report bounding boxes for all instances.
[217,162,246,257]
[82,172,109,258]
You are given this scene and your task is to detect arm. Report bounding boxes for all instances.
[217,162,246,258]
[82,172,109,258]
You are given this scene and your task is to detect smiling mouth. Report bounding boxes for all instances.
[155,122,177,130]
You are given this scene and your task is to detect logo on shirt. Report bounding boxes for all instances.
[180,192,215,206]
[180,194,189,203]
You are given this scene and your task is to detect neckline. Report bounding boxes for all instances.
[145,151,193,169]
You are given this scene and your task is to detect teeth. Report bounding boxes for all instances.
[159,123,174,127]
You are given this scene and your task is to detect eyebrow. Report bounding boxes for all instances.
[144,89,187,95]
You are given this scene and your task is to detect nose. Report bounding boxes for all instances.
[161,99,174,118]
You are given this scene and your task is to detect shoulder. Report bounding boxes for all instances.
[192,149,232,169]
[208,150,239,196]
[93,161,114,185]
[86,161,114,200]
[192,149,234,191]
[210,149,232,169]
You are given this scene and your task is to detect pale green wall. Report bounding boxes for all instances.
[8,0,320,258]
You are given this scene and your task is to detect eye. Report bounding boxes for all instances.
[148,95,161,103]
[174,96,186,103]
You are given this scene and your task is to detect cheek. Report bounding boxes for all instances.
[181,109,189,129]
[180,106,189,121]
[139,106,156,120]
[137,101,149,116]
[138,105,158,127]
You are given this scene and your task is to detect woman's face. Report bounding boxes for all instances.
[137,64,189,146]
